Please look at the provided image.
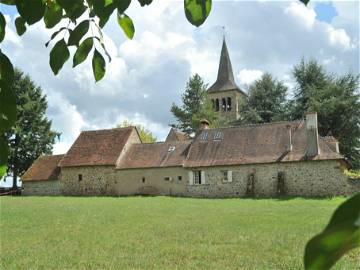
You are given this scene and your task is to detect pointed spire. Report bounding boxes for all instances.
[207,37,245,95]
[217,38,236,85]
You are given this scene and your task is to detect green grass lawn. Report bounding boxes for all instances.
[1,196,359,269]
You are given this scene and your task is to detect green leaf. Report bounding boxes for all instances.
[0,80,16,130]
[92,0,116,28]
[68,20,89,46]
[304,194,360,270]
[44,1,63,28]
[0,12,5,42]
[117,13,134,39]
[15,0,45,25]
[0,0,15,4]
[0,51,14,85]
[92,49,105,82]
[45,27,67,47]
[137,0,152,6]
[49,39,70,75]
[14,16,26,36]
[73,37,93,67]
[299,0,310,5]
[184,0,212,27]
[115,0,131,14]
[57,0,86,21]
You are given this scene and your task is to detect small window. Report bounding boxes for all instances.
[164,176,172,181]
[222,171,228,182]
[78,174,82,181]
[194,171,203,185]
[211,99,215,110]
[222,170,233,183]
[215,99,220,111]
[227,97,232,111]
[142,177,145,183]
[178,176,182,181]
[222,98,227,111]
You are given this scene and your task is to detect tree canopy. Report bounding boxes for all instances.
[4,69,60,187]
[117,120,156,143]
[171,74,221,135]
[235,73,288,125]
[289,59,360,168]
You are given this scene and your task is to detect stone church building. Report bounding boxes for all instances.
[21,40,359,197]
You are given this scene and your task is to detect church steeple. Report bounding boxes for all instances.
[207,38,244,94]
[206,37,246,122]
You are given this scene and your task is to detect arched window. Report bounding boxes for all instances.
[227,97,232,111]
[215,99,220,111]
[222,98,226,111]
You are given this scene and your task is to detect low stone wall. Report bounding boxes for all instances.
[22,180,60,196]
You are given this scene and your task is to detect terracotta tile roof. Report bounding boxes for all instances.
[165,128,189,142]
[184,121,342,167]
[59,127,134,167]
[117,141,191,169]
[22,155,64,181]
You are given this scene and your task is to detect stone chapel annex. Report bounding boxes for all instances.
[21,39,360,197]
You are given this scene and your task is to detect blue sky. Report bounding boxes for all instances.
[0,0,359,157]
[314,1,338,22]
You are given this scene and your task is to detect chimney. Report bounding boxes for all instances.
[199,119,210,130]
[286,124,293,151]
[306,112,320,157]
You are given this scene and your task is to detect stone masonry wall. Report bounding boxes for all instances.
[22,180,60,196]
[59,160,359,197]
[60,166,115,195]
[112,167,187,196]
[207,90,244,121]
[186,160,360,197]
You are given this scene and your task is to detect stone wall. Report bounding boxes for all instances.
[59,160,359,197]
[113,167,187,196]
[60,166,115,195]
[22,180,60,196]
[207,90,244,121]
[186,160,360,197]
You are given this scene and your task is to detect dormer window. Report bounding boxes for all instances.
[168,146,176,152]
[213,131,223,141]
[200,132,208,141]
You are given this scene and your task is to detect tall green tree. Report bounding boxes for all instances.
[4,69,60,188]
[116,120,157,143]
[171,74,220,134]
[289,59,360,168]
[235,73,288,125]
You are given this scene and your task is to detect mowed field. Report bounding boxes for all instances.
[1,196,359,269]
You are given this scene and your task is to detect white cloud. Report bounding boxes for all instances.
[237,69,263,85]
[0,0,358,155]
[284,2,316,29]
[326,25,355,50]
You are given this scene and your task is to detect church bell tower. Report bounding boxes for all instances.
[207,38,246,123]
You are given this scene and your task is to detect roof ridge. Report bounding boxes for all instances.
[81,126,134,133]
[203,120,304,131]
